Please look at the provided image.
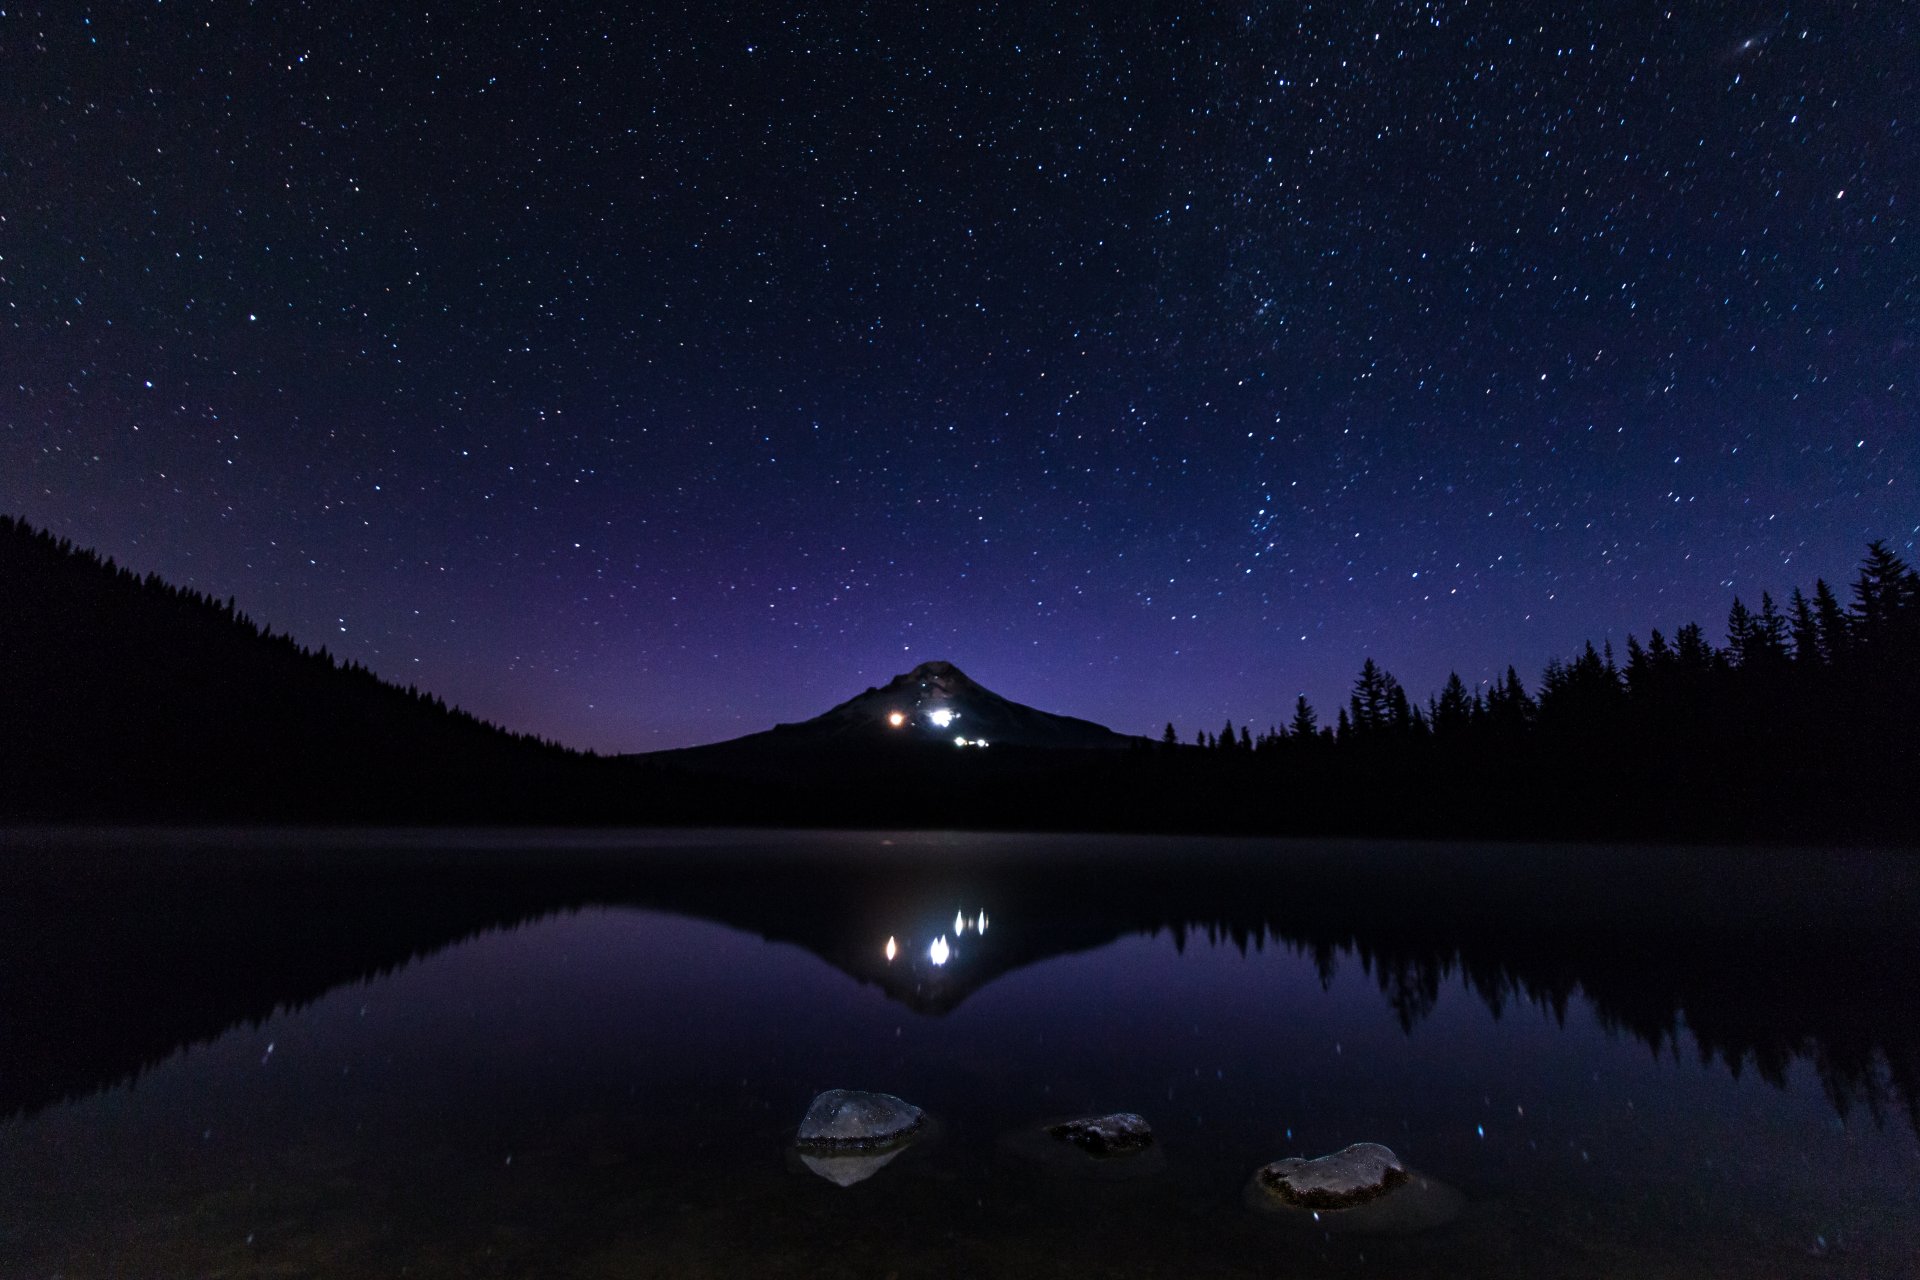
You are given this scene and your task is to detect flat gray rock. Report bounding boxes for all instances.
[1046,1112,1154,1157]
[795,1089,924,1152]
[1255,1142,1407,1209]
[1247,1142,1463,1235]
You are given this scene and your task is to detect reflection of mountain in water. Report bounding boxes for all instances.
[3,832,1917,1128]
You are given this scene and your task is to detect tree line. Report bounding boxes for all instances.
[1137,541,1919,841]
[5,510,1915,839]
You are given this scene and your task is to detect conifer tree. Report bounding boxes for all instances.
[1754,592,1789,663]
[1673,622,1714,670]
[1726,597,1756,664]
[1788,588,1823,664]
[1288,695,1318,739]
[1350,658,1393,735]
[1623,635,1651,690]
[1433,672,1473,737]
[1812,579,1850,661]
[1852,541,1913,647]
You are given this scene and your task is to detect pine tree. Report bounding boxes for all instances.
[1812,579,1850,661]
[1288,695,1318,739]
[1754,591,1789,663]
[1162,722,1178,747]
[1433,672,1472,737]
[1387,680,1412,734]
[1350,658,1393,735]
[1788,588,1823,664]
[1852,541,1913,647]
[1674,622,1714,670]
[1624,634,1651,691]
[1726,597,1756,665]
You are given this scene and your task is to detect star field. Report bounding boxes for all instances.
[3,1,1914,749]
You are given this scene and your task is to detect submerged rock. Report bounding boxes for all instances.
[791,1090,927,1188]
[797,1147,908,1187]
[1046,1112,1154,1157]
[1000,1114,1166,1180]
[1256,1142,1407,1209]
[795,1089,925,1151]
[1246,1142,1463,1235]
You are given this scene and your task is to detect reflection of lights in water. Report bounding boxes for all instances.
[928,708,956,728]
[929,936,950,965]
[887,711,906,728]
[955,910,965,934]
[884,936,897,962]
[978,910,989,934]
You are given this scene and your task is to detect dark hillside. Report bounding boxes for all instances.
[0,516,637,822]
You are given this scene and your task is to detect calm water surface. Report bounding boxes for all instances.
[1,830,1916,1277]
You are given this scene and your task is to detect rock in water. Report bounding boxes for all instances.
[1256,1142,1408,1209]
[1246,1142,1463,1235]
[798,1148,907,1187]
[1046,1112,1154,1157]
[795,1089,924,1151]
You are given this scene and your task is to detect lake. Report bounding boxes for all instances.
[1,829,1916,1277]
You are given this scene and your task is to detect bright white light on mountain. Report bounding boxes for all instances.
[928,708,956,728]
[978,911,988,934]
[976,739,989,747]
[887,711,906,728]
[929,936,950,966]
[884,936,897,962]
[955,910,966,934]
[954,735,968,746]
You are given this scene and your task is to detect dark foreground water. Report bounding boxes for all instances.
[1,830,1917,1278]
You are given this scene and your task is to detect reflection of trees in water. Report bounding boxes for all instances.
[2,842,1915,1134]
[1152,916,1917,1133]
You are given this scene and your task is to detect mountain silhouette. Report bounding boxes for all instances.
[650,660,1138,761]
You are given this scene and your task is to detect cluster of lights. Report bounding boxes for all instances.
[882,909,989,968]
[884,707,983,746]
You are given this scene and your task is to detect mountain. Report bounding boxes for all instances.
[650,659,1142,759]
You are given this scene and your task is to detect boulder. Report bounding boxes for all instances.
[795,1089,924,1152]
[1246,1142,1464,1235]
[1046,1112,1154,1157]
[1255,1142,1407,1209]
[792,1089,926,1188]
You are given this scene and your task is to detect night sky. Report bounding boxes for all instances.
[3,2,1914,751]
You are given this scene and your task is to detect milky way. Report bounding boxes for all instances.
[3,2,1913,749]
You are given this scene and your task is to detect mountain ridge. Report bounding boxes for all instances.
[641,658,1143,758]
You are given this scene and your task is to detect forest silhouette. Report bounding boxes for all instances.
[3,513,1916,840]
